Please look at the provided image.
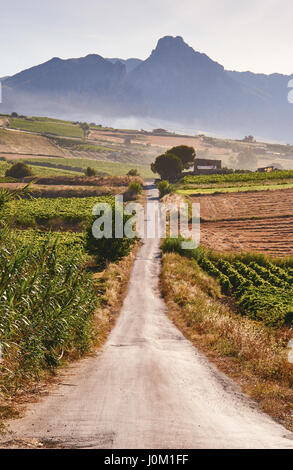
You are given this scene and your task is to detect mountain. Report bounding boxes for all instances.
[1,36,293,141]
[1,54,127,116]
[107,58,142,73]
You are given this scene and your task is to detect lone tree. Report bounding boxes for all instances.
[5,162,33,179]
[168,145,196,169]
[151,153,183,181]
[79,122,90,140]
[85,166,96,176]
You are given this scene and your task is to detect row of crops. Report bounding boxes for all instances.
[0,225,97,389]
[3,195,115,226]
[161,239,293,328]
[199,256,293,327]
[181,170,293,186]
[0,189,119,389]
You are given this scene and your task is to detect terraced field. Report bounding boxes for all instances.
[191,189,293,256]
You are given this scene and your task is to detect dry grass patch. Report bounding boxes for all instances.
[161,252,293,431]
[91,244,139,346]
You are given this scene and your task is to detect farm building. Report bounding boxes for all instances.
[257,165,276,173]
[194,158,222,174]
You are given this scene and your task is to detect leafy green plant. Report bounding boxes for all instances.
[5,162,33,178]
[157,180,174,198]
[85,166,97,176]
[124,181,143,200]
[127,169,139,176]
[85,202,135,267]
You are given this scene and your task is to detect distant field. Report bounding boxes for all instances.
[177,170,293,195]
[8,117,84,138]
[178,182,293,195]
[191,188,293,257]
[18,156,154,177]
[0,160,82,177]
[0,128,66,156]
[3,195,114,227]
[181,170,293,186]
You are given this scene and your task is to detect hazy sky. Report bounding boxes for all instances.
[1,0,292,77]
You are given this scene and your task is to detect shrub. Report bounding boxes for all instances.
[5,162,33,178]
[127,169,139,176]
[158,180,174,198]
[124,181,143,200]
[85,166,97,177]
[85,204,135,267]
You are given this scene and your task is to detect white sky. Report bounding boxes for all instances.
[1,0,292,77]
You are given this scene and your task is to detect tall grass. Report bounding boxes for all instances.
[0,227,97,391]
[0,188,97,392]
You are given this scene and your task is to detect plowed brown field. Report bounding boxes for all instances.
[190,189,293,256]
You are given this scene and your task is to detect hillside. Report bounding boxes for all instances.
[1,114,293,180]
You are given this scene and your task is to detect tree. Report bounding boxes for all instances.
[127,169,139,176]
[85,167,96,176]
[5,162,33,178]
[151,153,183,181]
[243,135,255,143]
[168,145,196,169]
[79,122,90,140]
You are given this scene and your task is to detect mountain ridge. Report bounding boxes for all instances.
[1,36,293,141]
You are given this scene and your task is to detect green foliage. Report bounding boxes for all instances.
[151,153,183,181]
[168,145,196,169]
[181,170,293,186]
[127,169,139,176]
[19,156,153,178]
[8,117,84,138]
[0,229,97,385]
[85,202,135,267]
[2,196,115,226]
[85,166,97,177]
[157,180,174,198]
[202,257,293,327]
[161,239,293,328]
[5,162,33,178]
[127,181,142,195]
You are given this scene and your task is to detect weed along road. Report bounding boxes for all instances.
[1,184,293,449]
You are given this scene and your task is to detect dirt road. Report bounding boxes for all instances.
[1,184,293,449]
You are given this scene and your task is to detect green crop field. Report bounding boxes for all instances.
[12,229,86,257]
[178,182,293,195]
[181,170,293,186]
[198,255,293,327]
[8,117,84,138]
[162,239,293,328]
[0,160,10,175]
[19,156,154,177]
[3,195,114,226]
[0,224,97,387]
